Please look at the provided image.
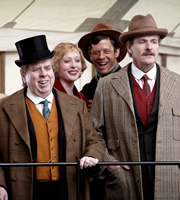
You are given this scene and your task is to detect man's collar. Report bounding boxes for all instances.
[131,63,157,80]
[97,63,119,78]
[26,87,53,105]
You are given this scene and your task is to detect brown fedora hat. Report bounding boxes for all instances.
[119,14,168,45]
[78,23,127,63]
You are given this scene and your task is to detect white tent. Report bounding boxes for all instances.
[0,0,180,94]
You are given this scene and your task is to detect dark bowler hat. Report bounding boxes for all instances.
[119,14,168,45]
[78,23,127,63]
[15,35,55,67]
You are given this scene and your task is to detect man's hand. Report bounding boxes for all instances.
[0,187,8,200]
[107,160,130,171]
[80,156,98,169]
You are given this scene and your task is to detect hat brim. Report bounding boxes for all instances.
[119,28,168,45]
[78,30,127,63]
[15,51,55,67]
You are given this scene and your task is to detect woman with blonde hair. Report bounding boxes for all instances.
[52,42,89,104]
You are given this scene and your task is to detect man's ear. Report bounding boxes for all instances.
[126,43,132,55]
[115,48,120,59]
[22,74,27,85]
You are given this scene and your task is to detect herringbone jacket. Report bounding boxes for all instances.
[91,63,180,200]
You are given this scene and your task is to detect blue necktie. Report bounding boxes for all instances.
[40,99,50,120]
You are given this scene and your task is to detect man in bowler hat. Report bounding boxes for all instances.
[0,35,105,200]
[78,23,127,110]
[91,14,180,199]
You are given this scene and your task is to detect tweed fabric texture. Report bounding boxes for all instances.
[0,88,105,200]
[91,63,180,200]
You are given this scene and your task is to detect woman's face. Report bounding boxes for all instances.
[57,49,82,83]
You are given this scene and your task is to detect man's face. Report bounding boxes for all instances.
[90,38,120,75]
[126,35,160,72]
[22,59,55,99]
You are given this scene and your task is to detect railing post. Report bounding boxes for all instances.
[77,159,80,200]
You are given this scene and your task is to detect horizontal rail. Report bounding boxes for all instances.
[0,161,180,167]
[1,161,179,200]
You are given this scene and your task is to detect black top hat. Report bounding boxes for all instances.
[15,35,55,67]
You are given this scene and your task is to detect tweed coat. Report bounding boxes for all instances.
[90,63,180,200]
[0,88,105,200]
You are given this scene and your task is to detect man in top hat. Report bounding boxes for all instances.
[78,23,127,110]
[91,14,180,200]
[0,35,105,200]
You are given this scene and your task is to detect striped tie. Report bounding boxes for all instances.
[40,99,50,120]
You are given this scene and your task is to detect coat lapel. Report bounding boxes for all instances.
[158,67,177,117]
[3,89,31,149]
[110,65,177,119]
[110,65,135,114]
[56,90,79,142]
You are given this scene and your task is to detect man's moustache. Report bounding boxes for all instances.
[142,52,155,56]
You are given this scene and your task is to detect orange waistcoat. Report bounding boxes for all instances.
[26,97,59,181]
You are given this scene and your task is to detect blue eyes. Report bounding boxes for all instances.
[139,41,157,44]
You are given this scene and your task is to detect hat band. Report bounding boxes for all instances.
[129,26,158,31]
[19,49,51,61]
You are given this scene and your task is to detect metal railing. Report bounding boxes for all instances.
[1,161,180,200]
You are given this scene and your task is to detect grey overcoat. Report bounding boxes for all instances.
[91,63,180,200]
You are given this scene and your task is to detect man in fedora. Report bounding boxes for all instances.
[91,14,180,199]
[78,23,127,110]
[0,35,105,200]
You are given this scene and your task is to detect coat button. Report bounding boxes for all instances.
[132,139,136,145]
[12,177,17,182]
[73,138,76,142]
[135,178,139,182]
[15,141,19,145]
[131,122,135,127]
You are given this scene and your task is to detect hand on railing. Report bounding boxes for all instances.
[79,156,98,169]
[0,187,8,200]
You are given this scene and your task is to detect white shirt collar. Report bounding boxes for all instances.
[26,87,53,105]
[131,63,157,80]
